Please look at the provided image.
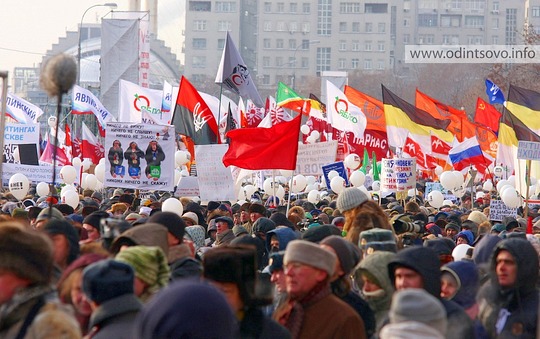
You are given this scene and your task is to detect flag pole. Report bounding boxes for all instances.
[286,172,294,216]
[217,83,224,143]
[524,159,531,219]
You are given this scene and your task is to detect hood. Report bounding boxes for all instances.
[265,227,298,251]
[357,251,396,303]
[472,234,501,266]
[388,246,441,298]
[490,238,539,294]
[110,223,169,255]
[441,261,479,309]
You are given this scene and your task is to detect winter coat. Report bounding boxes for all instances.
[265,227,298,252]
[477,238,539,338]
[87,294,142,339]
[109,223,169,255]
[240,307,291,339]
[388,246,475,339]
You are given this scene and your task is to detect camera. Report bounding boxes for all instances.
[392,216,425,235]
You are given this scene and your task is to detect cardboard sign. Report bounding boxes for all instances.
[381,158,416,192]
[489,199,518,222]
[295,141,338,175]
[517,141,540,160]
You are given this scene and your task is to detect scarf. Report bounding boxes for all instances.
[0,285,54,330]
[214,229,235,246]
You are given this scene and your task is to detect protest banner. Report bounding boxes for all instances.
[195,144,236,201]
[424,182,456,202]
[3,123,40,165]
[489,199,518,222]
[295,141,338,176]
[381,158,416,192]
[175,176,201,197]
[2,163,61,185]
[322,161,349,188]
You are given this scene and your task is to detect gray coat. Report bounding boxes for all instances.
[88,294,142,339]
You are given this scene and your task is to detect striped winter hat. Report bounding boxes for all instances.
[116,246,170,294]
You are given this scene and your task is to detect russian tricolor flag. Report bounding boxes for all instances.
[449,137,487,173]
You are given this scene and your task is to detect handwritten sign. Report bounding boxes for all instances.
[295,141,338,175]
[381,158,416,192]
[517,141,540,160]
[175,176,201,197]
[489,199,518,222]
[195,144,235,201]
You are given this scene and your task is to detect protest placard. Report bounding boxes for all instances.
[195,144,235,201]
[489,199,518,222]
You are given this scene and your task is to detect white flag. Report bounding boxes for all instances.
[72,85,116,129]
[2,93,43,123]
[326,81,366,138]
[215,32,263,106]
[118,79,163,123]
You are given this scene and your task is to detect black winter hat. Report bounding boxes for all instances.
[82,259,134,304]
[148,211,186,241]
[43,219,80,265]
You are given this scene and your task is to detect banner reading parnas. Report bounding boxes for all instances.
[105,123,175,191]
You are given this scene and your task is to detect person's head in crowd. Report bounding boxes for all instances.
[380,288,447,339]
[34,206,64,230]
[118,193,134,207]
[269,212,295,229]
[125,212,142,223]
[134,280,238,339]
[320,235,362,296]
[444,222,460,239]
[57,253,107,334]
[109,223,169,255]
[252,217,276,241]
[181,211,199,226]
[230,235,267,271]
[148,211,187,248]
[42,218,80,270]
[404,200,420,215]
[27,206,43,228]
[82,211,109,243]
[460,219,478,239]
[331,216,345,230]
[424,238,454,266]
[248,203,266,223]
[232,224,248,237]
[185,225,206,251]
[111,202,128,217]
[115,245,170,303]
[268,251,286,294]
[91,191,103,205]
[266,226,298,254]
[283,240,337,300]
[239,202,251,224]
[337,187,392,245]
[82,259,137,306]
[456,230,474,246]
[440,261,479,318]
[301,224,342,243]
[215,216,234,234]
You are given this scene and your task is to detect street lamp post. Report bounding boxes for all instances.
[291,40,320,89]
[77,3,117,85]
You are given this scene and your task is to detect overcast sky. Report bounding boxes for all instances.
[0,0,184,82]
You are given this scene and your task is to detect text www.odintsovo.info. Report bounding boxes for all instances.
[405,45,540,64]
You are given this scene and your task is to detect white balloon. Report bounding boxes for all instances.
[408,189,416,197]
[307,190,321,204]
[452,171,464,186]
[61,184,76,198]
[300,124,310,135]
[358,185,370,197]
[482,180,493,191]
[501,187,521,208]
[80,173,88,189]
[8,173,30,201]
[263,178,278,194]
[72,157,82,167]
[276,185,286,200]
[507,175,516,187]
[493,165,505,178]
[319,178,327,188]
[306,176,317,185]
[60,166,77,185]
[475,191,485,200]
[440,171,456,190]
[330,176,346,194]
[162,198,183,216]
[428,190,444,208]
[280,170,294,177]
[174,169,182,186]
[328,170,339,179]
[306,135,315,144]
[99,158,106,165]
[82,159,92,171]
[47,116,57,128]
[180,169,189,177]
[372,180,381,191]
[36,182,50,197]
[305,184,318,193]
[175,150,191,166]
[63,190,80,209]
[94,180,103,190]
[497,179,508,192]
[452,185,466,198]
[291,175,308,193]
[349,171,366,187]
[310,130,320,140]
[344,153,362,170]
[94,163,105,183]
[434,165,443,176]
[499,184,514,197]
[244,184,257,198]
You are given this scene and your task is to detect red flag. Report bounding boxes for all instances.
[81,123,104,164]
[244,99,264,128]
[223,114,301,170]
[431,133,452,156]
[474,97,501,134]
[172,76,219,145]
[403,134,427,169]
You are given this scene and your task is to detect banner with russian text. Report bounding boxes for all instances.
[2,123,40,165]
[2,163,62,185]
[72,85,116,130]
[381,158,417,192]
[105,122,175,190]
[2,93,43,123]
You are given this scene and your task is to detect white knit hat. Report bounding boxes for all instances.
[336,187,369,212]
[284,240,337,277]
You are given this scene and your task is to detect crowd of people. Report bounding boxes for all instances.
[0,181,539,338]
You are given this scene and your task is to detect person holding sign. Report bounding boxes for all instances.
[145,140,165,181]
[108,140,125,178]
[124,142,144,179]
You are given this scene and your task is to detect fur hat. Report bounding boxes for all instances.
[467,210,488,225]
[0,223,54,285]
[284,240,337,277]
[336,187,369,212]
[148,211,186,241]
[320,235,361,275]
[358,228,397,254]
[248,203,266,216]
[82,259,135,304]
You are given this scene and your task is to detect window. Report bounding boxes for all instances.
[192,56,206,68]
[289,39,297,49]
[533,6,540,17]
[193,20,207,31]
[365,41,372,51]
[262,75,270,85]
[403,34,410,43]
[317,47,331,72]
[289,22,298,33]
[492,18,499,29]
[303,3,310,13]
[218,21,231,31]
[263,57,271,67]
[378,41,385,51]
[277,22,286,31]
[441,15,461,28]
[418,14,438,27]
[263,39,271,49]
[264,2,271,13]
[418,34,434,44]
[442,35,458,44]
[340,2,361,13]
[506,8,517,45]
[301,39,311,49]
[339,40,347,51]
[352,40,360,51]
[215,2,236,12]
[377,60,385,70]
[264,21,272,31]
[192,38,207,49]
[277,2,285,12]
[365,22,373,32]
[290,3,298,13]
[189,1,211,11]
[404,18,410,27]
[338,58,347,69]
[492,35,499,44]
[493,2,499,11]
[467,35,483,45]
[302,22,310,33]
[464,16,484,28]
[288,57,295,67]
[218,39,225,49]
[276,56,283,66]
[301,57,309,68]
[365,3,388,13]
[340,22,347,32]
[276,39,284,49]
[318,0,332,35]
[364,59,372,70]
[378,23,386,33]
[352,58,359,68]
[352,22,360,32]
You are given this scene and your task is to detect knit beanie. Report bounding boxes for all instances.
[358,228,397,254]
[43,219,80,265]
[467,210,488,225]
[82,259,135,304]
[148,211,186,241]
[389,288,447,335]
[444,222,460,233]
[284,240,337,277]
[320,235,361,275]
[456,230,474,245]
[301,225,342,243]
[0,224,54,285]
[83,211,109,231]
[116,246,170,289]
[336,187,369,212]
[181,211,199,225]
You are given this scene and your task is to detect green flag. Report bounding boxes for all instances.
[360,148,369,174]
[276,82,305,114]
[372,151,380,181]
